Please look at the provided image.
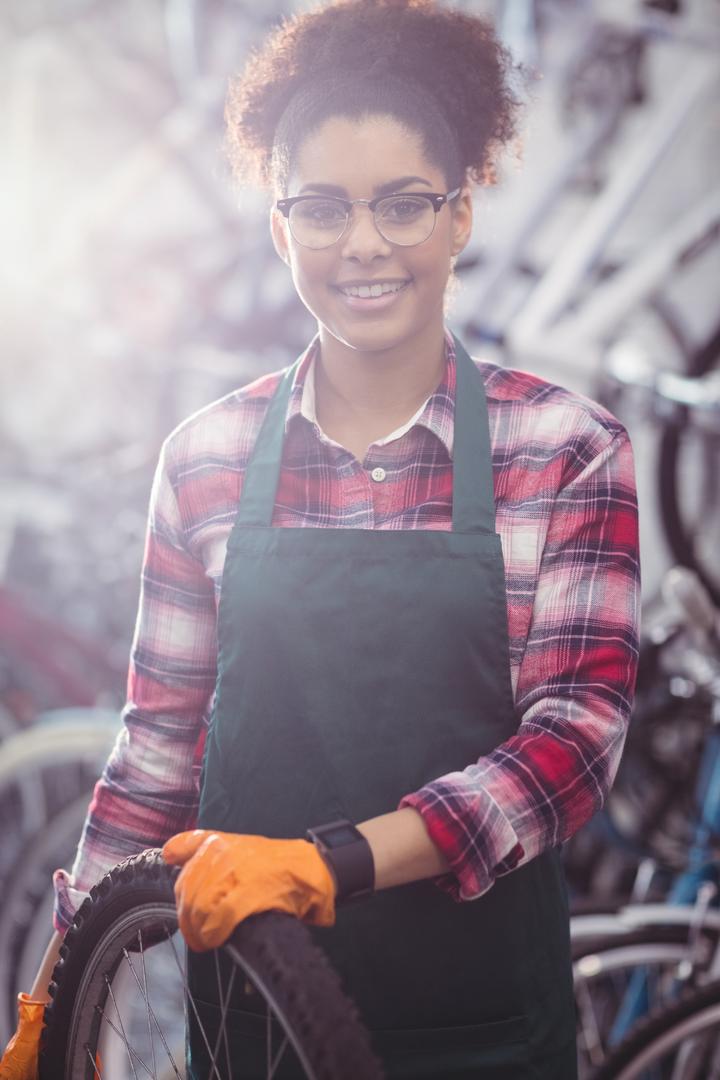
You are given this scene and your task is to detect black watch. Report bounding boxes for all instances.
[306,818,375,904]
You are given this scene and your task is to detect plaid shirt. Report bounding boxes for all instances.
[54,331,640,931]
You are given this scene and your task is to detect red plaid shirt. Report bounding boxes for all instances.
[54,331,640,931]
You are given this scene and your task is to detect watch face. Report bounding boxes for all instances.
[324,824,360,848]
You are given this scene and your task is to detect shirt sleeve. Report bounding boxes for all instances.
[53,438,218,933]
[398,425,641,901]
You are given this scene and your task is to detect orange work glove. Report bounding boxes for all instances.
[0,993,45,1080]
[162,830,336,952]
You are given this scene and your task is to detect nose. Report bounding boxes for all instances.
[338,203,393,261]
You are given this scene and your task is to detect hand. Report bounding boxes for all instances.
[162,830,336,952]
[0,994,45,1080]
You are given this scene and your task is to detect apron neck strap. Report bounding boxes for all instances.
[235,334,496,534]
[450,334,496,533]
[231,358,299,529]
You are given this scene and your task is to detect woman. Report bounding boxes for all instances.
[1,1,640,1077]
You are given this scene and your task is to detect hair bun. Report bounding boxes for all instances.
[225,0,522,190]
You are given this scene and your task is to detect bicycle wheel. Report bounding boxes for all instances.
[0,792,91,1044]
[573,924,719,1078]
[39,849,383,1080]
[0,716,117,923]
[593,977,720,1080]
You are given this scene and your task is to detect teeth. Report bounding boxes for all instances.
[340,281,407,298]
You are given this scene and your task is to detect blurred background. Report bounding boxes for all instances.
[0,0,719,1063]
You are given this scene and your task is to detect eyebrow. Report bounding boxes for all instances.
[297,175,434,197]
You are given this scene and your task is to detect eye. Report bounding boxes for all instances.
[377,196,428,223]
[293,199,347,228]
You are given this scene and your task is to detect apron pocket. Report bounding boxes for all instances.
[187,998,326,1080]
[188,998,529,1079]
[372,1014,529,1079]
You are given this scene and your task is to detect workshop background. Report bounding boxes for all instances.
[0,0,718,1052]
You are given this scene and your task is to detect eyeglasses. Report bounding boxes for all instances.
[275,188,461,250]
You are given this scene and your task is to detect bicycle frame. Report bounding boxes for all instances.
[451,5,720,386]
[506,58,718,371]
[604,709,720,1047]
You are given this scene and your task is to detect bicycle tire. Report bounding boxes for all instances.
[572,923,719,1077]
[0,721,115,947]
[39,848,383,1080]
[572,922,704,964]
[0,791,91,1044]
[593,976,720,1079]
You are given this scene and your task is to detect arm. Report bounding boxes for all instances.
[160,417,639,948]
[362,427,640,898]
[357,806,451,889]
[52,437,218,934]
[28,931,64,1002]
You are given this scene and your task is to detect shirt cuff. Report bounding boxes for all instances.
[53,868,91,935]
[398,781,524,902]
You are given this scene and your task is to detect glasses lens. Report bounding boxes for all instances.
[374,195,435,246]
[288,199,348,248]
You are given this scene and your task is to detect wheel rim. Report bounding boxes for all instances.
[63,901,317,1080]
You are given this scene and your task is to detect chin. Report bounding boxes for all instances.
[328,323,412,355]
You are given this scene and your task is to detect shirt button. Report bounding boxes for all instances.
[370,467,386,482]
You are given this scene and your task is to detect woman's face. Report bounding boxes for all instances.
[271,114,473,357]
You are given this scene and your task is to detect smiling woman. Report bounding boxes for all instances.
[268,113,473,425]
[225,0,519,456]
[0,3,641,1080]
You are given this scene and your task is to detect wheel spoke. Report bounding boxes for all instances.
[671,1031,716,1080]
[137,929,157,1078]
[576,977,604,1065]
[208,950,236,1079]
[121,946,183,1079]
[95,999,150,1080]
[162,922,224,1080]
[266,999,272,1071]
[103,976,142,1080]
[84,1044,103,1079]
[44,863,380,1080]
[268,1031,290,1079]
[264,998,290,1078]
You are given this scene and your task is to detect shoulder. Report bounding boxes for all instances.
[472,356,631,487]
[473,355,625,437]
[158,365,290,485]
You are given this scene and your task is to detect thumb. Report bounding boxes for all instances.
[162,829,213,866]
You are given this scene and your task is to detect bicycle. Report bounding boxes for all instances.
[569,565,720,1074]
[594,976,720,1079]
[0,712,119,1045]
[38,849,383,1080]
[572,895,720,1076]
[0,793,93,1041]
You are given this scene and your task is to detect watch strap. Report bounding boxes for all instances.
[306,819,375,903]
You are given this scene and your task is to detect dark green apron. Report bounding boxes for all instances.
[188,337,577,1078]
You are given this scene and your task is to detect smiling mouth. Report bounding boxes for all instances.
[333,280,412,299]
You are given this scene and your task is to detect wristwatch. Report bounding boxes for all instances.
[306,818,375,903]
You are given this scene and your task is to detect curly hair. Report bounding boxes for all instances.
[225,0,522,193]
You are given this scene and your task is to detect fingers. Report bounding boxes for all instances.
[166,833,337,950]
[177,893,246,952]
[162,829,215,866]
[0,996,44,1080]
[172,838,229,913]
[0,1040,38,1080]
[168,831,236,950]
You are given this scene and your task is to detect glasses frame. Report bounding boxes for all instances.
[275,188,462,249]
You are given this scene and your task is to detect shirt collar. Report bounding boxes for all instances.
[284,330,457,459]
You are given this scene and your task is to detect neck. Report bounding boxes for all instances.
[315,321,448,432]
